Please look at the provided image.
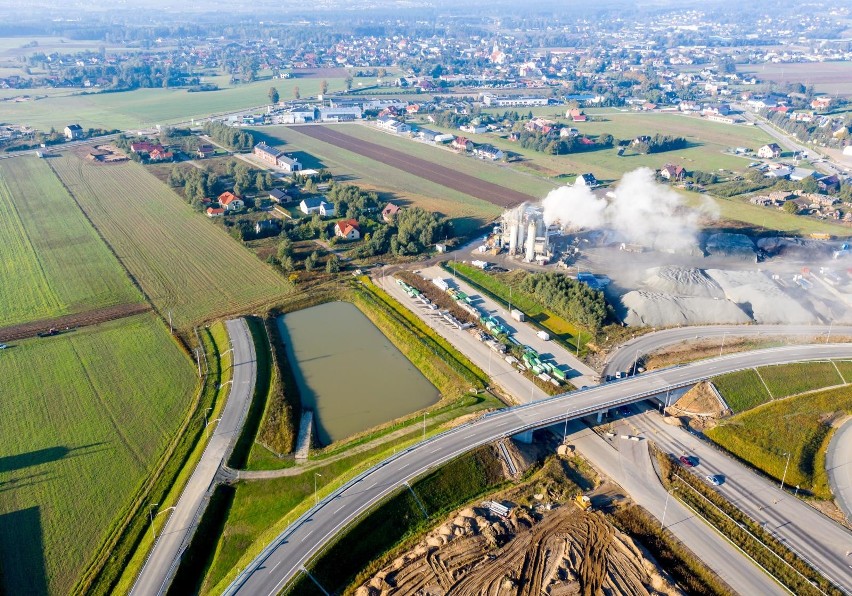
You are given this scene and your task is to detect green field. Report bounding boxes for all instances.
[706,385,852,499]
[713,362,847,413]
[48,153,291,328]
[0,157,142,326]
[0,313,197,595]
[1,76,345,131]
[251,125,503,234]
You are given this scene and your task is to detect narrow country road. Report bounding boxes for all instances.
[131,318,257,596]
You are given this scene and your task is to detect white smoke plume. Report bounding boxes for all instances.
[542,167,715,251]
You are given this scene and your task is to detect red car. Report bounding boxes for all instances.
[679,455,695,467]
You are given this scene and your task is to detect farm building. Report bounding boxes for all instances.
[299,197,335,217]
[254,142,282,165]
[268,188,289,203]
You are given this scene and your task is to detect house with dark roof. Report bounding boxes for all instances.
[64,124,84,140]
[277,154,302,173]
[660,164,687,181]
[268,188,288,203]
[254,142,282,165]
[575,173,599,188]
[757,143,782,159]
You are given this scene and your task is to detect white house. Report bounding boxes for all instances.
[299,197,335,217]
[757,143,782,159]
[575,173,599,188]
[334,219,360,240]
[218,191,244,212]
[64,124,84,140]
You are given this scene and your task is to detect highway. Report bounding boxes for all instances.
[564,418,787,596]
[828,418,852,524]
[628,403,852,593]
[604,324,852,377]
[224,343,852,596]
[132,319,257,596]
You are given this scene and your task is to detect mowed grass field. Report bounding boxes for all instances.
[0,313,197,595]
[48,153,291,329]
[1,76,345,131]
[706,384,852,499]
[0,157,143,326]
[713,361,847,413]
[252,125,503,234]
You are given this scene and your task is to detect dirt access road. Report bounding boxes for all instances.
[291,125,536,208]
[0,302,152,342]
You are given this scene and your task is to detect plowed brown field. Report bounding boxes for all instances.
[292,125,535,208]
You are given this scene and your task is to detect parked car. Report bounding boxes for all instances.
[706,474,723,486]
[0,344,7,349]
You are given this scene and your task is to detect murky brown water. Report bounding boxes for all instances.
[278,301,439,445]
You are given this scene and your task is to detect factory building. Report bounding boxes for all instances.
[497,202,552,264]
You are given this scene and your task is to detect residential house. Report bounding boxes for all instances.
[417,128,440,142]
[334,219,361,240]
[567,108,587,122]
[659,164,687,181]
[218,191,244,212]
[64,124,84,140]
[452,137,473,152]
[460,123,487,134]
[206,207,225,217]
[757,143,782,159]
[816,174,840,193]
[382,202,400,223]
[473,144,504,161]
[268,188,289,203]
[196,144,215,159]
[149,147,173,161]
[376,116,410,134]
[575,173,599,188]
[319,201,336,217]
[299,196,335,216]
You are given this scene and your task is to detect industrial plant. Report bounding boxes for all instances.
[495,202,553,264]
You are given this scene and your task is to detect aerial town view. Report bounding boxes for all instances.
[2,0,852,594]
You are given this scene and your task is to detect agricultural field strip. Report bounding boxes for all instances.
[0,157,143,326]
[47,153,290,328]
[0,302,152,342]
[292,125,536,208]
[0,313,197,595]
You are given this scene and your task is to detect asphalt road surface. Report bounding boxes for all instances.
[132,318,257,596]
[628,403,852,594]
[564,418,787,596]
[827,418,852,524]
[604,324,852,377]
[224,343,852,596]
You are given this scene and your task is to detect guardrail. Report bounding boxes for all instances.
[222,345,852,595]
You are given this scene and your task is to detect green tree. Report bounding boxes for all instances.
[293,86,301,100]
[304,251,319,272]
[345,74,353,91]
[269,87,280,104]
[277,237,293,260]
[320,80,329,95]
[782,201,799,214]
[325,255,340,274]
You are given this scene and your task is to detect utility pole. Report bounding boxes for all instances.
[661,487,678,530]
[196,347,202,378]
[780,451,791,492]
[719,333,727,357]
[168,309,173,335]
[422,412,428,441]
[314,473,322,507]
[148,503,159,542]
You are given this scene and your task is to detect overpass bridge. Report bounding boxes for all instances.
[222,343,852,596]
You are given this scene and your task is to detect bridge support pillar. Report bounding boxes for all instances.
[513,429,534,444]
[596,411,605,423]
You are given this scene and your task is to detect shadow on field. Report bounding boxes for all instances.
[0,442,106,474]
[0,507,49,595]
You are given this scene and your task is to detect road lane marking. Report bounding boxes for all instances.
[269,560,281,573]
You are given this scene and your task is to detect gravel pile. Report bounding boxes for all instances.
[622,291,750,326]
[705,269,817,324]
[643,266,725,298]
[704,233,755,259]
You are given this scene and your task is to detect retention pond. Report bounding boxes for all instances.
[278,301,439,445]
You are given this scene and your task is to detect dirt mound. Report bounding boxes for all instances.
[643,266,725,298]
[621,291,750,326]
[358,505,680,595]
[671,382,726,417]
[705,233,755,258]
[757,237,834,259]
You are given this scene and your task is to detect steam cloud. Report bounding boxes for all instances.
[542,167,715,251]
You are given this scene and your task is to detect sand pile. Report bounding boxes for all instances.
[622,291,750,326]
[643,266,725,298]
[705,233,755,259]
[705,269,817,324]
